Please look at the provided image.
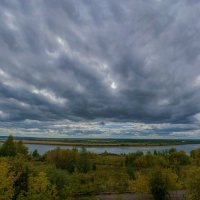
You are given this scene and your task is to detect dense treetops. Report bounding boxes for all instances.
[0,135,200,199]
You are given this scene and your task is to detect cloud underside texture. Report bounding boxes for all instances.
[0,0,200,137]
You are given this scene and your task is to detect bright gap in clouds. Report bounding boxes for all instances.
[110,81,117,90]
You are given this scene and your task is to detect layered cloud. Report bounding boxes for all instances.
[0,0,200,138]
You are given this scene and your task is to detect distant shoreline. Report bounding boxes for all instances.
[1,139,200,147]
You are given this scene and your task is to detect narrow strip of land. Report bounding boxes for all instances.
[0,138,200,147]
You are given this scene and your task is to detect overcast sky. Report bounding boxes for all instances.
[0,0,200,138]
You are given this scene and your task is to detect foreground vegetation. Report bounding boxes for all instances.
[0,136,200,199]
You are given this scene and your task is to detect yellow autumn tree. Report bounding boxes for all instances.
[18,171,58,200]
[0,160,15,200]
[129,171,150,199]
[186,168,200,200]
[129,168,181,200]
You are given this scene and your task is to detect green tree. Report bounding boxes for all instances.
[190,148,200,165]
[15,141,28,156]
[149,168,170,200]
[169,151,190,166]
[0,136,28,157]
[126,165,136,179]
[45,166,73,200]
[44,148,77,173]
[77,147,91,173]
[32,149,40,157]
[0,135,16,156]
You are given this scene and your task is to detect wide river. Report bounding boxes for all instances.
[26,143,200,155]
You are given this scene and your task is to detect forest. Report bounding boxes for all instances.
[0,136,200,200]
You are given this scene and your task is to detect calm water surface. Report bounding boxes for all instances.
[26,143,200,155]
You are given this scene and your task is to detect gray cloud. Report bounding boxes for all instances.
[0,0,200,137]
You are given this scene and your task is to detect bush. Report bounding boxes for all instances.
[77,148,91,173]
[149,168,170,200]
[169,151,190,165]
[44,148,77,173]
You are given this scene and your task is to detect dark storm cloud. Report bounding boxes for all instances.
[0,0,200,137]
